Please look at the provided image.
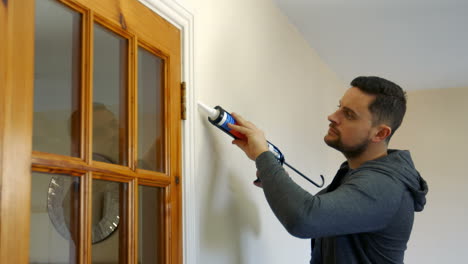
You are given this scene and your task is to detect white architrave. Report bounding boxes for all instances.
[138,1,196,263]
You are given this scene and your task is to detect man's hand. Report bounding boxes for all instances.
[228,113,269,161]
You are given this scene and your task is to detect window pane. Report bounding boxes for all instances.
[93,24,128,166]
[30,172,80,264]
[138,47,165,172]
[91,179,128,264]
[33,0,81,157]
[138,185,164,264]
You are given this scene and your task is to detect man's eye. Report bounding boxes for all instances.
[344,111,354,120]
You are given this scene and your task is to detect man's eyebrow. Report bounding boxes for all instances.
[343,106,359,117]
[339,100,359,116]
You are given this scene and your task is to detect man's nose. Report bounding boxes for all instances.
[328,110,339,125]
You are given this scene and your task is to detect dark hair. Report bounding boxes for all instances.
[350,76,407,142]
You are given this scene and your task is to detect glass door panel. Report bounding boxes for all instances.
[138,185,164,264]
[91,179,128,264]
[30,172,80,264]
[33,0,81,157]
[93,24,128,166]
[137,47,165,172]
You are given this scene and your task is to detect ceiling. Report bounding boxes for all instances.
[273,0,468,91]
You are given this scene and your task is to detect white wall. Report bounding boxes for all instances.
[392,87,468,263]
[178,0,346,263]
[148,1,467,263]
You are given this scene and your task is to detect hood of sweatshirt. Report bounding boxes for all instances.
[359,149,428,212]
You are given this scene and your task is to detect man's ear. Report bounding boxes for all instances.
[372,125,392,143]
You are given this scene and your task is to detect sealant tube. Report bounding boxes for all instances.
[198,102,247,140]
[198,102,284,163]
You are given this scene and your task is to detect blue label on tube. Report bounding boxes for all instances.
[220,113,235,131]
[219,112,245,139]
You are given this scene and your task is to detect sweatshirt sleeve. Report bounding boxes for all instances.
[255,151,404,239]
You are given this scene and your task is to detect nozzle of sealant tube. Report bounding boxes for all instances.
[197,101,219,120]
[197,101,246,139]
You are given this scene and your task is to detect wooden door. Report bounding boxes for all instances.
[0,0,182,263]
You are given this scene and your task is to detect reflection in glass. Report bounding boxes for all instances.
[138,47,165,172]
[93,24,128,166]
[33,0,81,157]
[91,179,128,264]
[138,185,164,264]
[30,172,80,264]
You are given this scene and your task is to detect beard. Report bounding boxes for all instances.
[324,131,371,159]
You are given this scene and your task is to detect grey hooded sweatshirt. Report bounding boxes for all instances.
[255,149,428,264]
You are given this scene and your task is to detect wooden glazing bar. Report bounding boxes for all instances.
[91,172,133,183]
[33,151,171,182]
[129,35,137,172]
[82,171,93,264]
[128,178,137,264]
[133,178,140,264]
[118,180,129,263]
[85,8,94,165]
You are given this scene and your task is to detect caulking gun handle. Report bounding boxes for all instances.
[253,173,263,188]
[254,142,284,188]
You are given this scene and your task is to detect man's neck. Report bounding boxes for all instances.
[346,145,388,169]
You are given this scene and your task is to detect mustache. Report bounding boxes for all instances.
[328,124,340,135]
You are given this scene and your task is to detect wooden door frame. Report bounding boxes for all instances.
[0,0,195,263]
[138,1,196,263]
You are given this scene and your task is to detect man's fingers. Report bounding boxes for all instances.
[228,122,250,134]
[230,112,245,124]
[231,113,255,129]
[232,139,243,146]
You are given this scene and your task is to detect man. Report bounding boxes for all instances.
[228,76,428,264]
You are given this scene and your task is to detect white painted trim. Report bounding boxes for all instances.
[138,1,196,263]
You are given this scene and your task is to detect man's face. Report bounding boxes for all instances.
[324,87,377,158]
